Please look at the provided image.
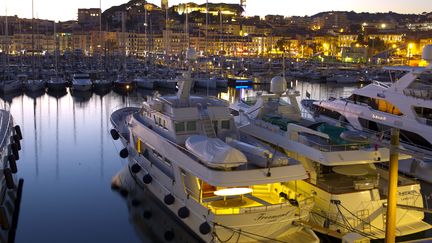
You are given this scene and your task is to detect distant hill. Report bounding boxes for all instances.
[312,11,430,23]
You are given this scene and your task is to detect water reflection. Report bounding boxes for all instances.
[9,90,143,243]
[112,166,203,243]
[4,178,24,243]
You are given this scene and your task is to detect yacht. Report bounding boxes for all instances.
[110,49,318,243]
[71,73,92,92]
[0,74,23,94]
[0,102,24,242]
[46,76,67,91]
[113,73,134,91]
[213,76,228,88]
[230,76,432,239]
[134,75,154,89]
[24,78,46,93]
[92,73,112,92]
[302,45,432,155]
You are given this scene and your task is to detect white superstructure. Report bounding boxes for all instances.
[303,45,432,155]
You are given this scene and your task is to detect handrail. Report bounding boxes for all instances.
[207,196,314,215]
[298,135,371,152]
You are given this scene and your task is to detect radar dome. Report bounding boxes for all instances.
[186,48,198,61]
[422,44,432,62]
[270,76,287,95]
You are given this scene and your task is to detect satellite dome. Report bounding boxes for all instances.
[422,44,432,62]
[270,75,287,95]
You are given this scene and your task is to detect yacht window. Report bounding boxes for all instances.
[357,95,403,116]
[221,120,230,129]
[153,115,157,124]
[374,99,402,116]
[414,106,432,121]
[175,122,185,132]
[158,117,162,126]
[187,121,196,131]
[164,158,172,167]
[162,119,167,129]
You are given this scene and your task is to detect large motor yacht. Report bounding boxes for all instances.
[302,45,432,156]
[110,49,318,243]
[0,102,24,242]
[230,76,432,239]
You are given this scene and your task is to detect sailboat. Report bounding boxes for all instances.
[25,0,46,93]
[113,12,134,91]
[110,48,319,242]
[1,14,22,94]
[47,22,67,91]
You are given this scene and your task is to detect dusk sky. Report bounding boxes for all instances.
[3,0,431,21]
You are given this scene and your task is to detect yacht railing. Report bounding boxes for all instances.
[372,80,391,89]
[298,136,370,152]
[316,175,379,194]
[247,116,371,152]
[208,196,314,215]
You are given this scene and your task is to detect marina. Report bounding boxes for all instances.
[1,0,432,242]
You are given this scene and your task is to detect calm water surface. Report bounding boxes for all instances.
[2,81,429,242]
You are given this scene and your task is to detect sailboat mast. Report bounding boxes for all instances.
[205,0,208,55]
[54,21,58,78]
[31,0,35,80]
[185,4,189,49]
[165,3,169,55]
[5,7,9,74]
[144,0,148,58]
[99,0,103,70]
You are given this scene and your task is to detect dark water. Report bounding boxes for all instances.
[2,82,430,242]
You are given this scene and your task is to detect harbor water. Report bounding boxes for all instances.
[4,81,431,242]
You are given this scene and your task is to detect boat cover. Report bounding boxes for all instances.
[186,135,247,169]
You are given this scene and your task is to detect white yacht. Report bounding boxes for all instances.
[230,76,432,239]
[71,73,92,92]
[0,102,24,242]
[110,49,318,243]
[302,45,432,156]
